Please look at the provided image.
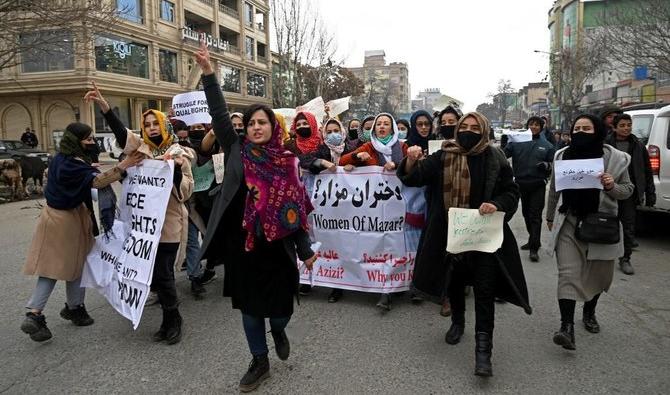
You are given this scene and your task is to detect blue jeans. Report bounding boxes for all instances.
[186,220,202,280]
[242,314,291,356]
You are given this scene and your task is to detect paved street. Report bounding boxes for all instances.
[0,190,669,394]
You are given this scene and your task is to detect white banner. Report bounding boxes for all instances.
[325,96,350,118]
[82,159,174,329]
[504,129,533,143]
[296,96,326,124]
[554,158,604,191]
[171,91,212,126]
[300,166,416,292]
[446,208,505,253]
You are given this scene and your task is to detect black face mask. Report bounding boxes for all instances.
[296,127,312,138]
[148,135,164,146]
[440,125,456,139]
[457,131,482,151]
[570,132,601,154]
[189,130,206,141]
[84,143,100,162]
[235,128,246,137]
[348,128,358,139]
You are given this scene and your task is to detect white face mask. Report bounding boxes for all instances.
[398,131,407,139]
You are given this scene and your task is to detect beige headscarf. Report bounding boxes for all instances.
[441,111,491,211]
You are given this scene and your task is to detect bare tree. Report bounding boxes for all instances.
[588,0,670,77]
[489,79,514,126]
[0,0,120,72]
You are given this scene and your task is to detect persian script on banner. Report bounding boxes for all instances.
[300,166,416,292]
[82,159,174,329]
[554,158,604,191]
[446,208,505,254]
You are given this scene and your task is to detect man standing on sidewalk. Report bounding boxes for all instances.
[504,116,555,262]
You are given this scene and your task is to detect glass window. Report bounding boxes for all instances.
[245,36,254,61]
[247,73,266,97]
[160,0,174,23]
[94,96,133,132]
[117,0,144,23]
[95,35,149,79]
[20,30,74,73]
[159,49,178,83]
[632,115,653,141]
[219,65,240,93]
[244,2,253,27]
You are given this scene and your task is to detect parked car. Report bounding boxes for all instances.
[624,104,670,213]
[0,140,50,164]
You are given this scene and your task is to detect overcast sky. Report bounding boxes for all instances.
[313,0,553,111]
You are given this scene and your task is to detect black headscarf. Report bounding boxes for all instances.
[59,122,94,164]
[559,114,607,218]
[407,110,433,151]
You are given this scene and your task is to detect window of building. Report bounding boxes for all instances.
[257,42,266,62]
[247,73,266,97]
[159,49,178,83]
[117,0,144,24]
[219,65,241,93]
[244,2,253,27]
[95,35,149,79]
[20,30,74,73]
[245,36,254,61]
[94,96,133,132]
[159,0,175,23]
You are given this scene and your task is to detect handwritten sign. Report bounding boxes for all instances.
[447,208,505,253]
[82,159,174,329]
[326,96,350,118]
[212,152,225,184]
[296,96,326,123]
[504,129,533,143]
[554,158,604,191]
[302,166,415,292]
[171,91,212,126]
[192,160,215,192]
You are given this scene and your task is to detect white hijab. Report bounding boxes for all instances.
[370,112,399,163]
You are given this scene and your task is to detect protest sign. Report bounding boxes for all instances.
[171,91,212,126]
[326,96,350,118]
[428,140,443,155]
[446,208,505,253]
[296,96,326,123]
[212,152,225,184]
[504,129,533,143]
[192,160,215,192]
[82,159,174,329]
[554,158,604,191]
[301,166,415,292]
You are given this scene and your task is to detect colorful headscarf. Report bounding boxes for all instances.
[323,118,347,165]
[274,112,290,143]
[290,111,321,153]
[142,109,175,156]
[241,121,314,251]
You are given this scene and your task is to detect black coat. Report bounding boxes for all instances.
[397,146,532,314]
[604,134,656,205]
[198,74,313,317]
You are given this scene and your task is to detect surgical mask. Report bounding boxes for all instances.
[398,131,407,140]
[148,135,164,146]
[457,131,482,151]
[326,133,344,146]
[296,127,311,138]
[378,133,394,145]
[361,129,372,142]
[348,128,358,139]
[440,125,456,139]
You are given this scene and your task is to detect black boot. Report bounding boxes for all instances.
[164,309,183,345]
[239,354,270,393]
[152,309,168,342]
[376,294,391,311]
[445,322,465,345]
[582,311,600,334]
[271,329,290,360]
[190,280,206,298]
[553,322,576,350]
[60,303,94,326]
[20,312,52,342]
[474,332,493,377]
[328,288,343,303]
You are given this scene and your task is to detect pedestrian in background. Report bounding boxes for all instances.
[21,127,39,148]
[546,114,633,351]
[346,118,361,146]
[600,106,623,136]
[435,105,462,140]
[604,113,656,275]
[407,110,434,154]
[396,119,410,140]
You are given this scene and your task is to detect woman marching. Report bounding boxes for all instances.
[194,43,317,392]
[339,112,409,311]
[397,112,531,377]
[84,84,194,345]
[546,114,633,350]
[21,123,143,342]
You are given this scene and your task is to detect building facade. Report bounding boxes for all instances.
[0,0,272,151]
[411,88,463,113]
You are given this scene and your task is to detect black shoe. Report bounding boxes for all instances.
[271,329,290,360]
[520,243,530,251]
[179,261,187,271]
[410,292,424,304]
[60,303,94,326]
[376,294,391,311]
[164,309,183,345]
[582,311,600,334]
[474,332,493,377]
[299,284,312,296]
[619,257,635,275]
[529,250,539,262]
[20,312,52,342]
[197,269,217,285]
[445,322,464,345]
[239,354,270,393]
[553,322,576,350]
[631,240,639,249]
[191,280,206,298]
[328,289,343,303]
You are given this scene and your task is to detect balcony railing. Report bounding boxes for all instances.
[224,44,240,56]
[197,0,214,6]
[257,55,267,64]
[219,4,239,18]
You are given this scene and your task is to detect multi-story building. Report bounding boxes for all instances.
[411,88,462,113]
[518,82,549,117]
[0,0,272,151]
[348,50,411,115]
